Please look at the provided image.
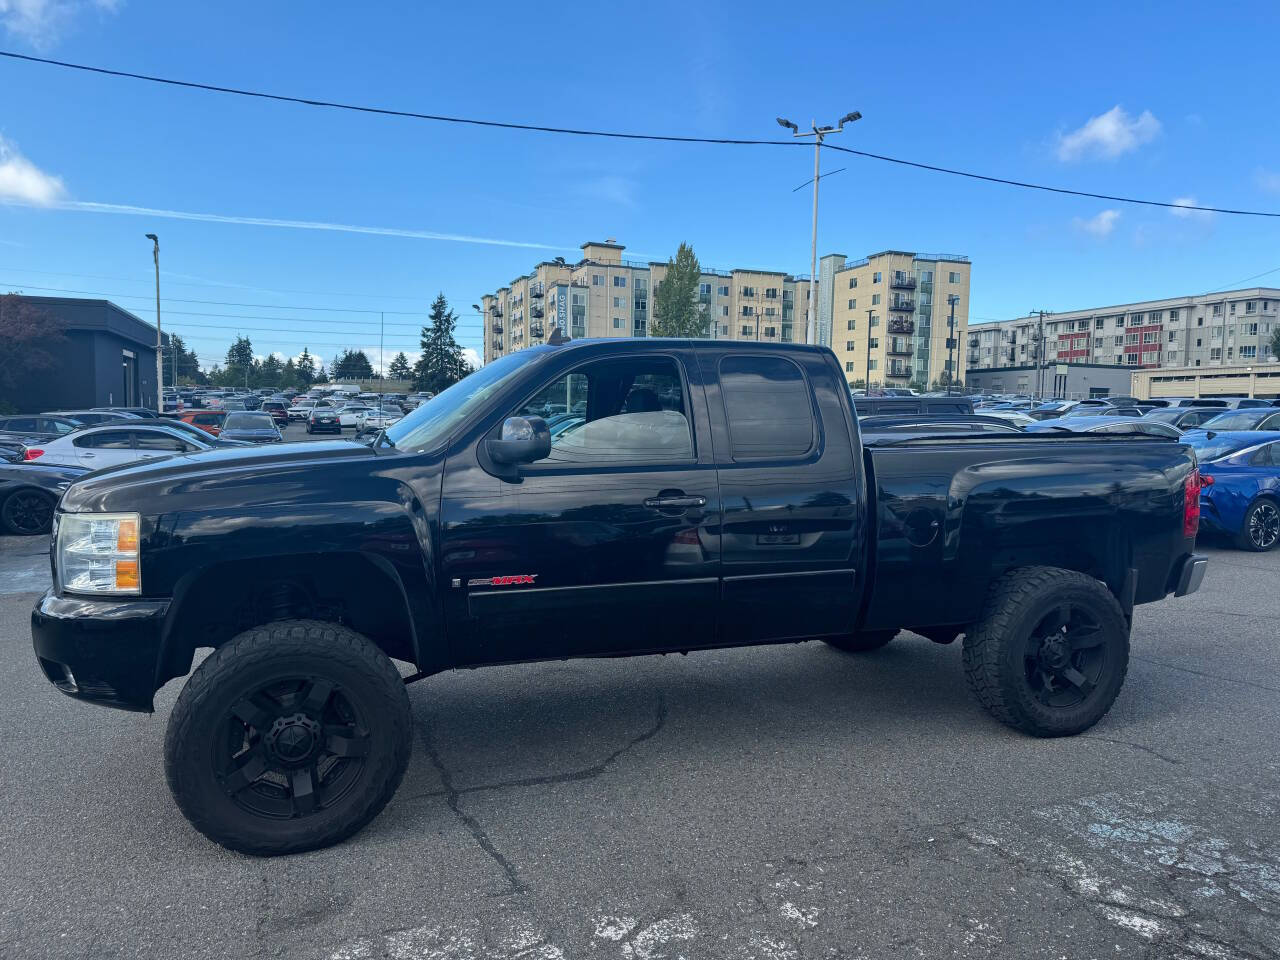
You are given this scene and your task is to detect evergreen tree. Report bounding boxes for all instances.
[259,353,283,389]
[413,293,468,393]
[1271,327,1280,360]
[314,364,329,384]
[281,358,298,389]
[651,243,707,338]
[387,351,412,381]
[296,348,316,386]
[333,349,374,381]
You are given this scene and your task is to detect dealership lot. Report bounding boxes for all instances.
[1,528,1276,959]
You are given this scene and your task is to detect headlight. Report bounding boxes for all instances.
[57,513,141,595]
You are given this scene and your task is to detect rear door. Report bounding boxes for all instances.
[71,430,138,468]
[700,348,864,643]
[440,347,721,664]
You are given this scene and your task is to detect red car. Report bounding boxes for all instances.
[260,400,289,426]
[179,411,228,437]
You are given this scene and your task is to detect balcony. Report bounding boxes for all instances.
[968,337,979,348]
[889,296,915,312]
[888,317,915,336]
[530,283,544,298]
[491,340,503,351]
[490,306,503,317]
[530,305,544,319]
[530,323,544,337]
[492,322,504,334]
[890,273,917,290]
[886,363,912,379]
[887,341,914,357]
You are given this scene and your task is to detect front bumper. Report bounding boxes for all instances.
[1173,554,1208,597]
[31,590,170,712]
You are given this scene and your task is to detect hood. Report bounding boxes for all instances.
[59,439,377,513]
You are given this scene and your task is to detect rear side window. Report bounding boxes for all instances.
[719,355,814,459]
[74,430,132,449]
[1251,443,1280,466]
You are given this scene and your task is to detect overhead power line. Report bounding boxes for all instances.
[3,50,1278,219]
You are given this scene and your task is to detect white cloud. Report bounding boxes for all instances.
[0,134,67,206]
[1073,208,1120,237]
[1255,169,1280,195]
[1,197,566,251]
[1170,196,1213,220]
[462,347,481,369]
[0,0,121,49]
[1056,106,1161,162]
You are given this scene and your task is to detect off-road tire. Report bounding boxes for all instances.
[823,629,897,653]
[962,567,1129,737]
[164,619,412,856]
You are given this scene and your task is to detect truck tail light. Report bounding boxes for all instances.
[23,448,44,461]
[1199,474,1214,487]
[1183,467,1200,539]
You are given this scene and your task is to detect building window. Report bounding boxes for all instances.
[765,287,778,299]
[699,282,711,296]
[1142,331,1157,343]
[720,324,729,336]
[846,341,856,350]
[1169,309,1179,321]
[868,359,878,371]
[1212,304,1223,316]
[869,337,880,349]
[635,297,648,311]
[1168,331,1177,342]
[1166,351,1177,361]
[848,299,856,309]
[870,314,880,327]
[613,317,624,329]
[613,275,626,287]
[763,326,777,337]
[846,319,856,330]
[741,325,753,336]
[572,293,586,306]
[718,285,729,297]
[1131,313,1144,324]
[872,272,882,283]
[1125,333,1139,345]
[1212,326,1224,338]
[592,274,604,286]
[1196,338,1202,347]
[848,277,858,289]
[1114,336,1124,346]
[949,271,959,283]
[613,296,624,308]
[872,294,881,305]
[845,361,855,372]
[1248,323,1259,336]
[1197,317,1204,326]
[1094,337,1103,347]
[1095,318,1105,329]
[741,286,756,298]
[721,306,729,317]
[920,270,933,282]
[1246,300,1257,313]
[1115,317,1124,328]
[1241,345,1258,358]
[742,305,754,316]
[764,307,776,317]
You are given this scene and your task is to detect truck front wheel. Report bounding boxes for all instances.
[163,620,412,855]
[962,567,1129,737]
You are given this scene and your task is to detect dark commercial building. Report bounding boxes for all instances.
[964,362,1134,399]
[6,296,159,413]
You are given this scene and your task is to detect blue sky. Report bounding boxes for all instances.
[2,0,1279,372]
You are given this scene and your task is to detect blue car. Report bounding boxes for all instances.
[1188,408,1280,434]
[1190,431,1280,551]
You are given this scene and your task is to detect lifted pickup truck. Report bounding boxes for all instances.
[32,339,1207,855]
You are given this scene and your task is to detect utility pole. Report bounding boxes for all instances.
[866,308,874,393]
[145,234,161,412]
[1030,309,1051,400]
[379,311,385,397]
[776,110,862,345]
[946,294,959,396]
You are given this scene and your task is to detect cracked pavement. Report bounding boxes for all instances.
[0,537,1277,959]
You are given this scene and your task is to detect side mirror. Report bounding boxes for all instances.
[486,416,551,472]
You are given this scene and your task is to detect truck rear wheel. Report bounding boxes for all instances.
[163,620,412,855]
[962,567,1128,737]
[824,629,897,653]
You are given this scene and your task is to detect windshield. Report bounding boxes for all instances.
[1143,409,1183,422]
[1188,435,1255,462]
[224,412,274,429]
[384,350,542,451]
[1199,411,1264,430]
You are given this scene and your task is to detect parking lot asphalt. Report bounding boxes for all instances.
[1,444,1277,958]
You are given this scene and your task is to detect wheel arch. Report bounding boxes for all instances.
[155,551,421,691]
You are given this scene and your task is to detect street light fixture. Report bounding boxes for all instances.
[145,234,161,412]
[776,110,862,345]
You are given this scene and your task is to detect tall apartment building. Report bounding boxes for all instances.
[481,242,970,392]
[826,251,972,388]
[482,241,813,364]
[968,288,1280,375]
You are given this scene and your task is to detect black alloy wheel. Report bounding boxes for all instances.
[1,490,55,535]
[1241,500,1280,552]
[1022,604,1107,708]
[216,677,370,821]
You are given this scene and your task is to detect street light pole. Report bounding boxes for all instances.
[947,294,959,396]
[776,111,861,345]
[866,308,873,392]
[145,234,161,412]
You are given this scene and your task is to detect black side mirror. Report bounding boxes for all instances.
[486,416,551,476]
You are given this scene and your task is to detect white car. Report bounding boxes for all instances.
[354,408,401,433]
[23,423,215,469]
[336,404,373,428]
[286,399,317,421]
[982,410,1038,428]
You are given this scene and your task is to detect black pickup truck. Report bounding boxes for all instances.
[32,339,1207,855]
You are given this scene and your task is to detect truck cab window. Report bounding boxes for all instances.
[514,356,692,464]
[718,355,814,459]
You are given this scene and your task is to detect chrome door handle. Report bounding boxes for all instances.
[644,495,707,509]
